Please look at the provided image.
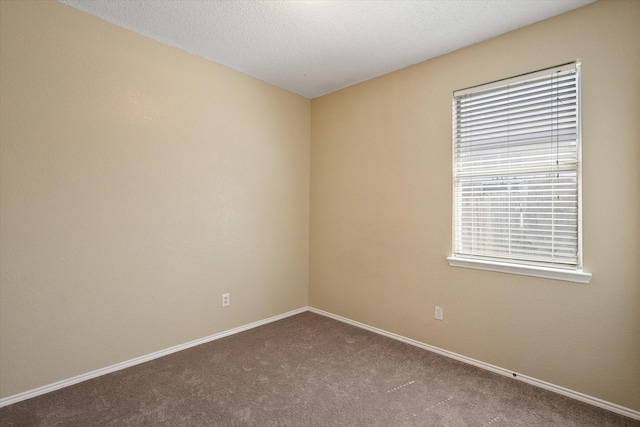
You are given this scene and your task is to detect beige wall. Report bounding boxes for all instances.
[0,0,309,398]
[310,0,640,412]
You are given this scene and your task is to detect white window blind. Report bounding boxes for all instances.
[451,62,583,271]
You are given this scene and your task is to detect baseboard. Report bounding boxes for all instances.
[308,307,640,421]
[0,306,308,408]
[4,306,638,420]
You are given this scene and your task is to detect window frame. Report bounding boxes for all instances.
[447,61,591,284]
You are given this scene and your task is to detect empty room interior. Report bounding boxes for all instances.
[1,0,639,424]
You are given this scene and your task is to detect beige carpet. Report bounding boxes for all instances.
[1,312,637,426]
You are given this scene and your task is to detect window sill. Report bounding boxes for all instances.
[446,257,592,284]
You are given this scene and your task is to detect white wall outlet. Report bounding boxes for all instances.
[435,306,443,320]
[222,293,230,307]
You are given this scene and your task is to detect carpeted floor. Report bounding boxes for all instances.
[1,311,637,426]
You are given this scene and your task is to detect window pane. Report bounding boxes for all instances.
[452,62,581,270]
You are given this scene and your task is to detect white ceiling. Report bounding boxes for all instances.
[57,0,596,99]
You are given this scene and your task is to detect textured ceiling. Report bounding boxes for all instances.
[57,0,596,99]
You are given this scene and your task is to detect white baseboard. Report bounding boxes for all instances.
[308,307,640,421]
[0,307,308,408]
[3,305,638,421]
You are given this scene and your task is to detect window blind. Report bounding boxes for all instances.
[452,62,581,269]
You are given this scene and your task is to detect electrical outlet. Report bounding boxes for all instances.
[434,306,443,320]
[222,293,230,307]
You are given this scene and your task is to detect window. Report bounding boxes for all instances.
[447,62,591,283]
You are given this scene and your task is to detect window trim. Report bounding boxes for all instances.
[446,256,592,283]
[448,61,591,283]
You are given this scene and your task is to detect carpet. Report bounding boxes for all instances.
[1,312,637,426]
